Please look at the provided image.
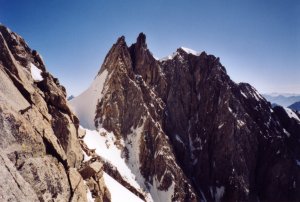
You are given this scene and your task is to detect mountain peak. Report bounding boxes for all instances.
[115,35,126,45]
[71,32,300,202]
[136,32,147,48]
[96,34,131,75]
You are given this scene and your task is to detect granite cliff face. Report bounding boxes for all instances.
[71,33,300,202]
[0,25,111,202]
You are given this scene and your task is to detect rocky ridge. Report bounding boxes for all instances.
[71,33,300,202]
[92,35,197,201]
[0,25,111,202]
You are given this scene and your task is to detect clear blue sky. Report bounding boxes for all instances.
[1,0,299,95]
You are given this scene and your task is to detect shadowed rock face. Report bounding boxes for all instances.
[93,33,300,201]
[0,25,88,201]
[94,34,198,201]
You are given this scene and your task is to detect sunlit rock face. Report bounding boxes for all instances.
[0,24,89,201]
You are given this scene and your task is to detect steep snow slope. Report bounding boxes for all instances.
[180,47,200,56]
[69,70,108,129]
[283,107,300,122]
[82,125,177,202]
[83,128,143,191]
[103,172,144,202]
[159,47,199,61]
[82,127,154,202]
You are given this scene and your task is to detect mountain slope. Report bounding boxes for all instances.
[289,101,300,112]
[0,24,88,201]
[0,25,118,202]
[72,35,197,201]
[70,33,300,202]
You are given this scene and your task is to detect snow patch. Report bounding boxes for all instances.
[126,119,175,202]
[251,87,264,101]
[86,184,94,202]
[30,63,43,81]
[126,119,148,188]
[160,47,200,61]
[150,178,175,202]
[159,52,178,61]
[200,190,208,202]
[69,69,109,129]
[83,127,144,191]
[11,33,17,40]
[84,180,94,202]
[83,149,92,162]
[197,93,201,101]
[103,172,144,202]
[175,134,184,144]
[237,120,245,127]
[228,107,238,117]
[6,27,12,33]
[283,128,291,137]
[241,91,247,98]
[283,107,300,122]
[181,47,200,56]
[215,186,225,202]
[210,186,225,202]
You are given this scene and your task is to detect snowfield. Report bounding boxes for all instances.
[69,70,108,129]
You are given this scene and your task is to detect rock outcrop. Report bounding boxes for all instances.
[0,25,110,202]
[71,33,300,201]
